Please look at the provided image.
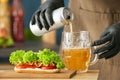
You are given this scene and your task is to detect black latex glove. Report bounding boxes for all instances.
[92,22,120,59]
[31,0,64,30]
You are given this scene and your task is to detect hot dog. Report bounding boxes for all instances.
[9,48,65,73]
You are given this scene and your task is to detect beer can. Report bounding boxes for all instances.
[30,7,74,36]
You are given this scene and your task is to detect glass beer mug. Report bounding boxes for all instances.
[61,31,98,73]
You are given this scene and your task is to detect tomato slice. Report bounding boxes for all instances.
[41,64,56,70]
[16,64,37,69]
[16,63,56,69]
[41,66,55,69]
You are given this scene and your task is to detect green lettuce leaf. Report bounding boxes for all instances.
[23,50,38,63]
[5,37,14,47]
[56,62,65,69]
[9,50,25,65]
[37,48,65,69]
[0,38,5,46]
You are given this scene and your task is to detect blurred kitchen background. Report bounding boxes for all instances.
[0,0,69,64]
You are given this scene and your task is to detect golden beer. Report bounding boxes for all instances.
[62,48,91,71]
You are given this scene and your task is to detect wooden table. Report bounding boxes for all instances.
[73,70,99,80]
[0,70,99,80]
[0,64,99,80]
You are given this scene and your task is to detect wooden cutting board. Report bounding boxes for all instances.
[0,70,76,79]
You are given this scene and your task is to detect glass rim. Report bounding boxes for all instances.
[62,31,90,34]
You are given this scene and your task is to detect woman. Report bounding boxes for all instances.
[31,0,120,80]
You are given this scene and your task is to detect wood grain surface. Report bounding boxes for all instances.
[0,70,76,79]
[0,70,99,80]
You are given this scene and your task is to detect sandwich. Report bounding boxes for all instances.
[9,48,65,73]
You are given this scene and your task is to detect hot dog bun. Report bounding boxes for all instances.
[14,67,60,73]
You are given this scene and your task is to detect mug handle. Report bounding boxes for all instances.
[89,46,99,66]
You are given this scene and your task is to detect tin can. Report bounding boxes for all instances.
[30,7,74,36]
